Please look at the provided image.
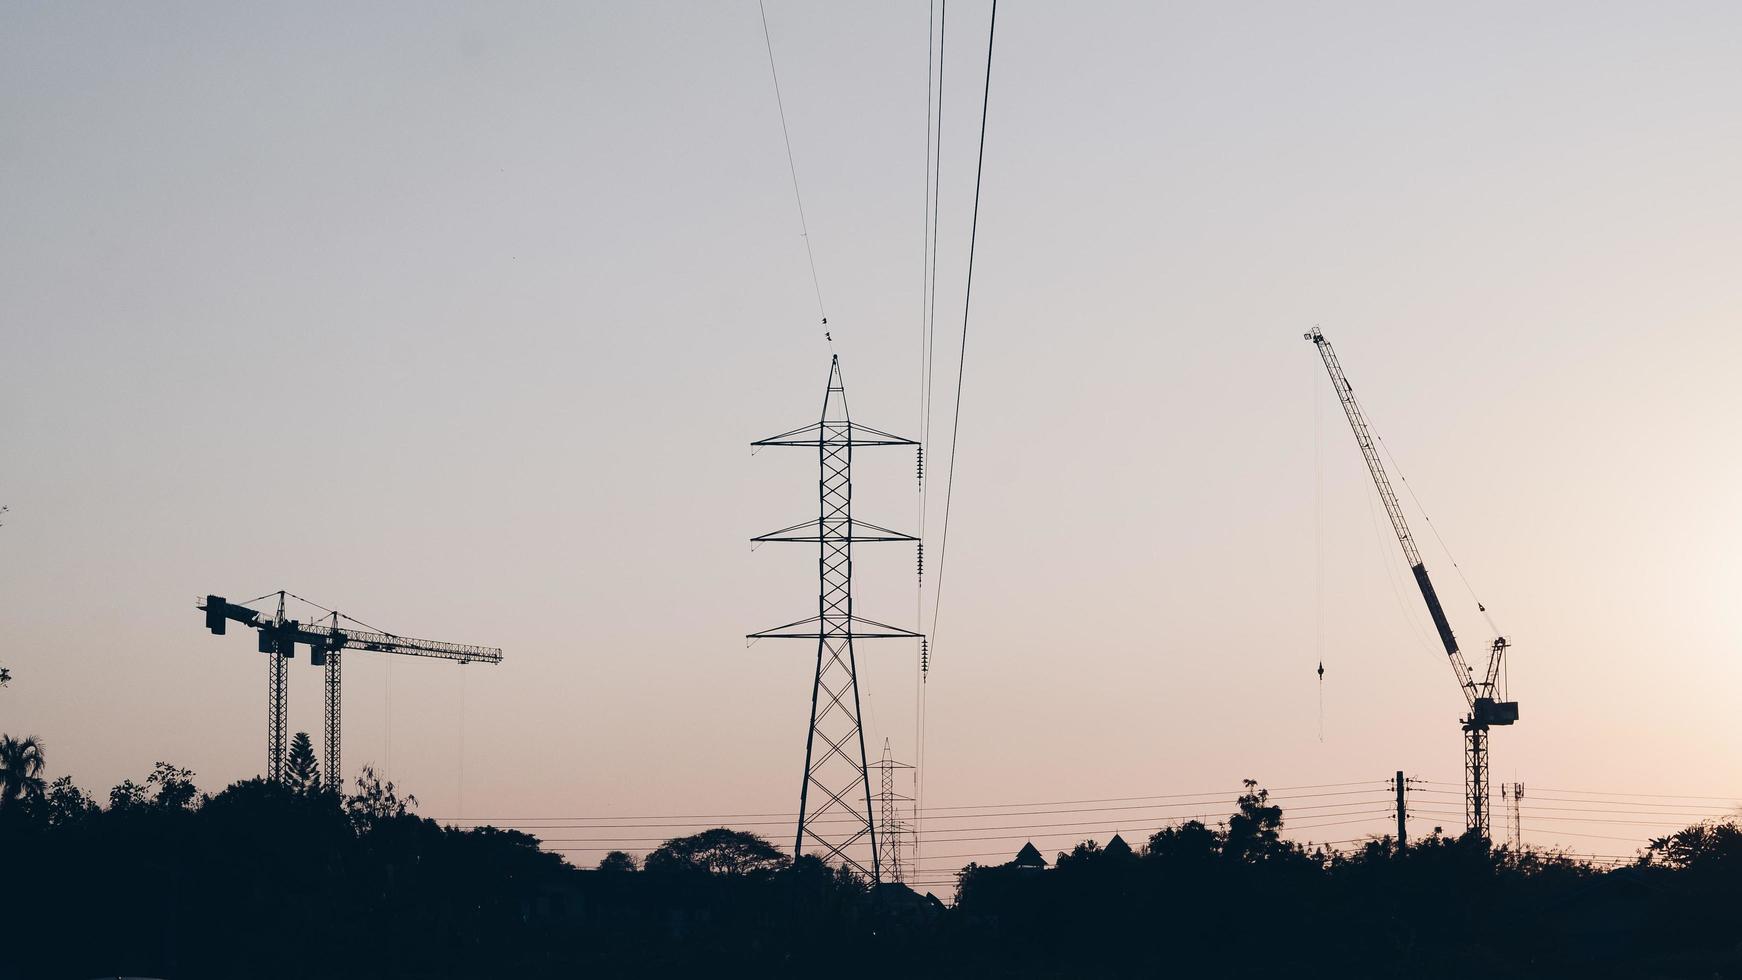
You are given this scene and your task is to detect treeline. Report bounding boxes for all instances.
[5,745,1742,978]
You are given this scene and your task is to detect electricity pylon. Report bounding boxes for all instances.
[876,739,915,885]
[750,356,923,881]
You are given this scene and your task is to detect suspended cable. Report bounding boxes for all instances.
[1315,361,1325,741]
[756,0,828,329]
[457,662,467,822]
[914,0,948,884]
[521,811,1397,848]
[921,0,948,464]
[434,782,1390,824]
[912,0,954,891]
[1415,780,1742,802]
[927,0,996,650]
[442,795,1389,833]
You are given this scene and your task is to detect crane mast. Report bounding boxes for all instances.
[1306,328,1517,840]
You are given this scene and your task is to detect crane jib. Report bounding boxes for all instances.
[1409,563,1460,658]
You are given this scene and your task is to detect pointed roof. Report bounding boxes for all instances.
[1010,841,1047,869]
[1104,833,1133,857]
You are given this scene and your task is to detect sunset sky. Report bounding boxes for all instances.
[3,2,1739,882]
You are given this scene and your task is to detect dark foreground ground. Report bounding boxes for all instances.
[7,772,1742,979]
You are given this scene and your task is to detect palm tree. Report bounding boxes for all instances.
[0,735,46,809]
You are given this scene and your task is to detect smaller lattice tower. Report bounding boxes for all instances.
[1503,782,1524,853]
[875,739,915,884]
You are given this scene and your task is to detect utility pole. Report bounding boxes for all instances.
[876,739,914,885]
[749,356,923,882]
[1395,771,1407,849]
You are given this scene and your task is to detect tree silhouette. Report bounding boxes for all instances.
[146,761,199,809]
[285,732,321,795]
[1648,820,1742,870]
[1223,779,1285,862]
[38,775,98,827]
[345,764,417,831]
[108,777,148,811]
[0,734,46,809]
[644,828,787,876]
[598,850,640,872]
[1146,819,1221,862]
[108,762,200,811]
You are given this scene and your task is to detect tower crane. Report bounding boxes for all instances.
[1306,328,1517,840]
[199,592,503,788]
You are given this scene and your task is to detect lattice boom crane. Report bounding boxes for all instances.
[199,592,503,787]
[1305,328,1517,840]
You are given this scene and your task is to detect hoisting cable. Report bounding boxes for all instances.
[756,0,829,332]
[1314,343,1325,741]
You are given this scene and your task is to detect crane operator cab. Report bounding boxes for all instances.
[1472,697,1520,726]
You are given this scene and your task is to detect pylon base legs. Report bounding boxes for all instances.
[795,635,879,882]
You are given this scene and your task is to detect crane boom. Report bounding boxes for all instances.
[1305,328,1477,705]
[300,624,502,665]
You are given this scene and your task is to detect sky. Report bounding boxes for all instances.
[2,1,1740,883]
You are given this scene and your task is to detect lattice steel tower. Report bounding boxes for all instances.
[1502,781,1524,853]
[750,356,922,881]
[876,738,915,885]
[267,592,289,782]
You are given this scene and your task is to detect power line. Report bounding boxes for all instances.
[1411,806,1698,828]
[756,0,828,328]
[436,783,1739,844]
[431,782,1389,823]
[914,0,945,882]
[919,0,946,464]
[927,0,996,651]
[1415,780,1742,803]
[920,0,948,463]
[444,799,1391,839]
[528,812,1397,851]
